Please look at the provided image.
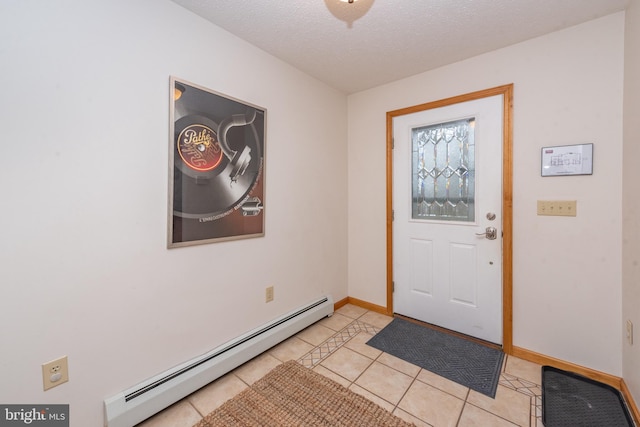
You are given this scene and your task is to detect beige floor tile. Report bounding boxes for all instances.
[355,361,415,405]
[392,408,433,427]
[344,330,382,359]
[187,373,248,417]
[336,304,368,319]
[398,379,464,427]
[319,312,354,331]
[416,369,469,400]
[268,336,315,362]
[312,364,352,388]
[458,403,519,427]
[359,311,394,329]
[377,352,421,377]
[467,385,531,427]
[135,315,541,427]
[349,383,397,412]
[320,346,373,381]
[295,323,336,346]
[135,400,202,427]
[504,356,542,385]
[232,353,281,385]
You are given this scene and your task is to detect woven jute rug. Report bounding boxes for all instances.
[194,360,415,427]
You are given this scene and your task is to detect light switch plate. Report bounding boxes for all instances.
[537,200,577,217]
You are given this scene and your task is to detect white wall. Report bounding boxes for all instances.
[348,13,625,375]
[0,1,347,425]
[623,0,640,404]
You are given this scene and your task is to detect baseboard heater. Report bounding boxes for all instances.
[104,295,334,427]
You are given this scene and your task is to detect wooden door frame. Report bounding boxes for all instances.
[386,84,514,354]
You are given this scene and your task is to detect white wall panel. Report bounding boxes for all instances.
[623,0,640,406]
[348,13,625,375]
[0,1,348,424]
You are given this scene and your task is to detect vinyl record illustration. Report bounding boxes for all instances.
[173,110,263,220]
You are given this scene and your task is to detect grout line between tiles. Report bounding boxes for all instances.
[462,401,522,427]
[390,374,420,422]
[187,400,205,421]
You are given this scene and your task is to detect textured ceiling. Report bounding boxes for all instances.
[170,0,628,94]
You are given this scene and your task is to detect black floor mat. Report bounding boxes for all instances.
[366,318,504,397]
[542,366,634,427]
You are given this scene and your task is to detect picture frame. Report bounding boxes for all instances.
[541,143,593,177]
[168,77,266,248]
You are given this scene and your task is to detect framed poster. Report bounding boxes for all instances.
[168,77,266,248]
[541,143,593,177]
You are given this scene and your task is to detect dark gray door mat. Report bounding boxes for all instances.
[366,317,504,398]
[542,366,634,427]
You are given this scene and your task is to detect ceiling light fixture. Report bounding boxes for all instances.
[326,0,371,28]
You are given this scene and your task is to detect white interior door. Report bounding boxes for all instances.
[393,94,503,344]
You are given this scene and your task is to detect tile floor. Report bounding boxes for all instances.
[137,304,544,427]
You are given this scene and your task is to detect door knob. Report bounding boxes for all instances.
[476,226,497,240]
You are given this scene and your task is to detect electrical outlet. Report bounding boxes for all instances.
[627,320,634,345]
[42,356,69,391]
[265,286,274,303]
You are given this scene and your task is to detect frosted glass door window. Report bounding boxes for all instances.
[412,118,475,221]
